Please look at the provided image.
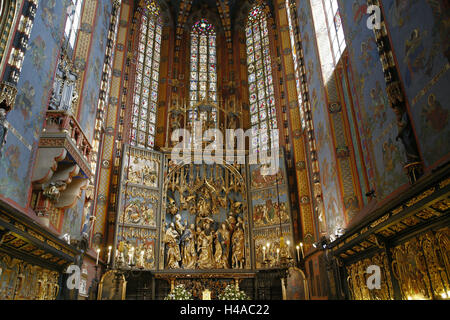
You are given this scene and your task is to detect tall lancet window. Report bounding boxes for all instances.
[189,19,218,124]
[310,0,346,82]
[246,6,278,152]
[131,1,162,149]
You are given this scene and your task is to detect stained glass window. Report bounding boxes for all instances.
[310,0,346,82]
[246,6,278,152]
[286,0,306,131]
[131,2,162,149]
[189,19,217,110]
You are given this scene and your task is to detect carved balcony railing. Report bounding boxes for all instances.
[42,110,92,166]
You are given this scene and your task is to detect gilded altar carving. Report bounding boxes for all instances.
[120,188,158,227]
[162,163,249,271]
[390,228,450,300]
[116,227,157,270]
[125,150,160,188]
[0,252,60,300]
[346,252,394,300]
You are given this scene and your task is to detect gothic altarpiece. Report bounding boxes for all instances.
[112,130,296,298]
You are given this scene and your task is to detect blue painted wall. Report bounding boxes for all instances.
[381,0,450,168]
[0,0,70,207]
[77,1,112,143]
[339,0,409,205]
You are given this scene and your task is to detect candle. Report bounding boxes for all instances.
[296,246,300,262]
[107,246,112,264]
[96,248,100,266]
[277,248,280,262]
[300,242,305,259]
[263,246,266,261]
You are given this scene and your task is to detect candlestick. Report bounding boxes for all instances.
[96,248,100,266]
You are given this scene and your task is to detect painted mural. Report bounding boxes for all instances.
[286,268,307,300]
[382,0,450,168]
[61,200,83,238]
[78,1,112,143]
[0,0,70,207]
[250,163,284,189]
[338,0,409,202]
[295,0,346,235]
[251,188,290,228]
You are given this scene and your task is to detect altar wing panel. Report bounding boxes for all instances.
[113,145,164,271]
[248,150,295,269]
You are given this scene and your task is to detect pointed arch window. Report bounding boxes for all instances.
[246,6,278,152]
[130,1,162,149]
[188,19,218,125]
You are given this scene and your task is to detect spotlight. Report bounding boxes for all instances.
[313,237,329,250]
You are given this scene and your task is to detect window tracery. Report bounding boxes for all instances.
[246,6,278,152]
[130,1,162,149]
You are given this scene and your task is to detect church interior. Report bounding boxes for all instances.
[0,0,449,301]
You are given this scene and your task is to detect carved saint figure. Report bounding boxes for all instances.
[142,205,155,226]
[164,223,181,269]
[181,224,197,269]
[214,236,224,269]
[217,223,231,268]
[197,224,214,269]
[231,224,245,269]
[175,213,186,236]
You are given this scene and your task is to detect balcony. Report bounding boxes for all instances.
[31,111,93,224]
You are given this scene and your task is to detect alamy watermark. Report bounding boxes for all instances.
[366,5,382,30]
[366,265,381,290]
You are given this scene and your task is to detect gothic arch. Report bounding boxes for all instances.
[186,5,223,34]
[232,0,275,30]
[138,0,174,28]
